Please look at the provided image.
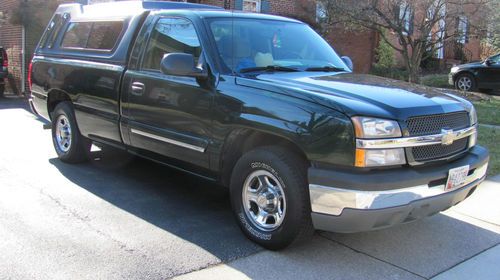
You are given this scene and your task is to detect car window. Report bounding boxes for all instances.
[142,17,202,71]
[490,54,500,64]
[61,22,93,48]
[87,22,124,50]
[61,21,124,51]
[209,18,347,73]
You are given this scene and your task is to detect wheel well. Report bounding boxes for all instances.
[47,90,71,119]
[220,129,309,187]
[454,71,474,82]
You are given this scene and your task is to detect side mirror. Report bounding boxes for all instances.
[484,59,492,66]
[160,53,207,79]
[341,56,354,71]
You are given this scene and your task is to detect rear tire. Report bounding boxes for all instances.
[230,146,313,250]
[51,101,90,163]
[0,84,4,98]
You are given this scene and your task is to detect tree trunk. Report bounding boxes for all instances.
[408,66,420,83]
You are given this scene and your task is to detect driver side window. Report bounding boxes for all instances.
[142,17,202,71]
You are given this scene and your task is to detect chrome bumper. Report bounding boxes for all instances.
[309,161,487,216]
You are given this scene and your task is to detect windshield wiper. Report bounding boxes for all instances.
[239,65,300,73]
[305,66,346,72]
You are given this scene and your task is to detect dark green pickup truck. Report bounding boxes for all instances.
[29,1,489,249]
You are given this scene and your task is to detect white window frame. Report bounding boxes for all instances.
[243,0,261,13]
[316,2,327,23]
[399,3,412,35]
[457,15,468,44]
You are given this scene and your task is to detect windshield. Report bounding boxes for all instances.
[209,18,349,74]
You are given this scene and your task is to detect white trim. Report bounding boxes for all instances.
[243,0,261,13]
[130,128,206,153]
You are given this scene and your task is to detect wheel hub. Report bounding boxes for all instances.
[242,170,286,231]
[55,115,72,153]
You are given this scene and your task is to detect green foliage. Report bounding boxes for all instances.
[374,34,394,68]
[370,65,409,81]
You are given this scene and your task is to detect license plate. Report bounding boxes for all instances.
[445,165,469,191]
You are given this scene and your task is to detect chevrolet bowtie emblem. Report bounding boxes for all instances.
[441,129,455,146]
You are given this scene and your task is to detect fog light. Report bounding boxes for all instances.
[469,132,477,148]
[355,148,406,167]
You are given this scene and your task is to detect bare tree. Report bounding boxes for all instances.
[318,0,488,83]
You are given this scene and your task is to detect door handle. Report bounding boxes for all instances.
[130,82,145,96]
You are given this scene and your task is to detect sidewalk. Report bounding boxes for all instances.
[175,175,500,280]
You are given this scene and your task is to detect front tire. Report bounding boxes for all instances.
[51,101,90,163]
[230,146,313,250]
[0,84,5,98]
[455,73,476,92]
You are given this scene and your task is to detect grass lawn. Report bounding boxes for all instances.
[474,99,500,126]
[478,126,500,176]
[475,99,499,176]
[420,74,452,89]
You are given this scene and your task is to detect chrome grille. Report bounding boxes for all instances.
[406,112,469,136]
[406,111,470,162]
[411,138,469,161]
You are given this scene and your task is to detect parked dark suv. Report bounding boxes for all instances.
[30,1,489,249]
[450,53,500,93]
[0,46,8,97]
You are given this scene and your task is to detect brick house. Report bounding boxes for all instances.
[0,0,486,95]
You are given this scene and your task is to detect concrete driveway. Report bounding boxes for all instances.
[0,96,499,280]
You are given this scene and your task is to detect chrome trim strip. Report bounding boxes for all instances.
[130,128,206,153]
[32,56,124,72]
[356,126,476,149]
[309,161,487,216]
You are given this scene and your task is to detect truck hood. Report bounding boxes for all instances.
[243,72,472,120]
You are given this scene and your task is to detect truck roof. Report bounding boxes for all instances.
[55,1,299,23]
[55,0,223,19]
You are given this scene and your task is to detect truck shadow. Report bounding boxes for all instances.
[48,147,263,261]
[47,146,500,278]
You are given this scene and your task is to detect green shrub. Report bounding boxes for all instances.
[374,33,394,68]
[370,65,409,81]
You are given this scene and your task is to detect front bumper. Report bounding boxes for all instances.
[309,146,489,233]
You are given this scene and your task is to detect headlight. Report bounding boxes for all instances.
[352,117,402,138]
[355,148,406,167]
[450,66,459,73]
[469,106,477,125]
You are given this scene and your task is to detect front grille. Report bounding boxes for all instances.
[406,111,470,163]
[411,138,469,162]
[406,112,469,136]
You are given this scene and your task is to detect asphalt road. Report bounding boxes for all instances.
[0,97,261,279]
[1,96,499,280]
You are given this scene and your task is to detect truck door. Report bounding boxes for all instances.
[122,16,214,170]
[482,54,500,89]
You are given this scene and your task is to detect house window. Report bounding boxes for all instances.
[457,16,469,44]
[398,3,413,35]
[316,2,327,23]
[243,0,261,13]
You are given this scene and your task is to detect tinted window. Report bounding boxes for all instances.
[61,21,123,50]
[209,18,347,73]
[142,18,201,70]
[62,22,92,48]
[87,22,124,50]
[39,14,67,49]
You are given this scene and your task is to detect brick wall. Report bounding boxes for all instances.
[0,0,23,95]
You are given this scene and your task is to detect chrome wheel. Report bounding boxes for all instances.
[55,115,72,153]
[242,170,286,231]
[457,76,473,91]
